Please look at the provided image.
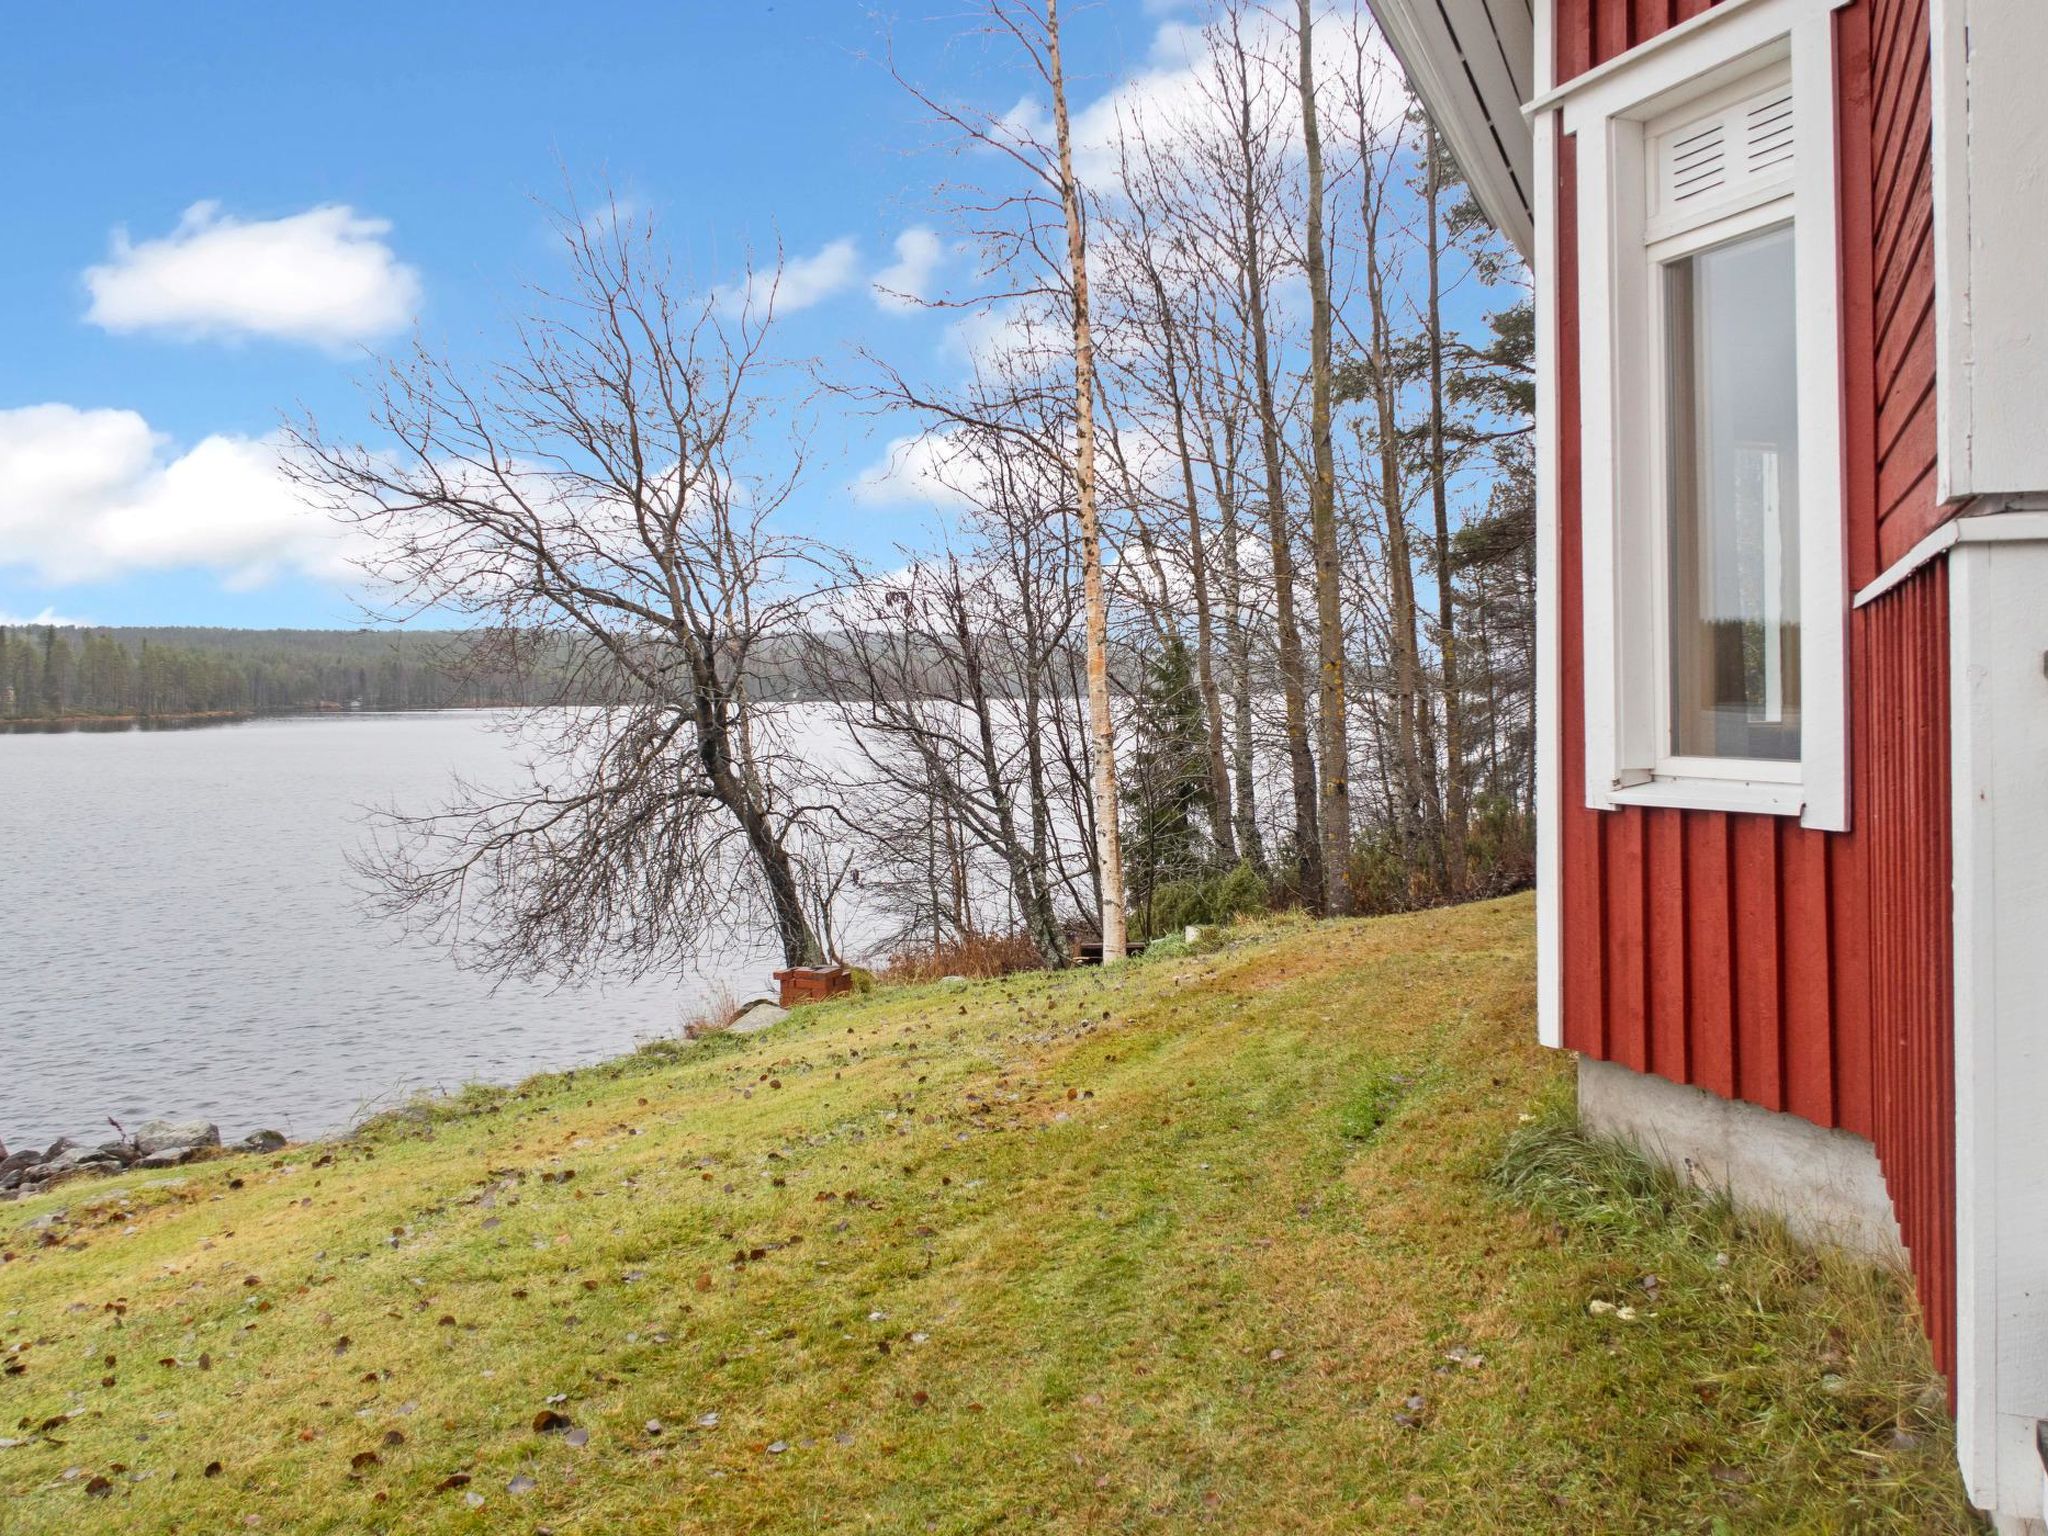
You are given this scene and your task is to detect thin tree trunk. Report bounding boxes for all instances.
[1148,269,1237,866]
[1232,78,1321,910]
[952,577,1067,965]
[1425,121,1467,894]
[695,679,823,969]
[1048,0,1126,961]
[1298,0,1352,916]
[1206,406,1265,871]
[1359,132,1440,879]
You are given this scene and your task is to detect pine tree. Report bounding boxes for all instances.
[1124,638,1218,938]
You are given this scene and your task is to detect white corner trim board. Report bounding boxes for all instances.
[1562,0,1849,833]
[1930,0,2048,504]
[1949,531,2048,1528]
[1534,98,1564,1051]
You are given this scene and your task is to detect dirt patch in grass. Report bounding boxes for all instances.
[0,896,1976,1533]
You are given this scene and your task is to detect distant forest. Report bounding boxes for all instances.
[0,624,909,724]
[0,625,580,722]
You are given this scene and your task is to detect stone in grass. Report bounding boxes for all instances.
[728,1000,789,1035]
[39,1148,125,1177]
[137,1147,200,1170]
[237,1130,288,1154]
[133,1120,221,1157]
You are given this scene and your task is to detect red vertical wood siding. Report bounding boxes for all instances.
[1552,0,1954,1372]
[1861,563,1954,1383]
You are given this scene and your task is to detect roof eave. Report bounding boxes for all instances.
[1366,0,1538,264]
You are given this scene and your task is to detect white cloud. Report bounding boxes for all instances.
[850,430,990,513]
[871,227,947,312]
[0,607,89,627]
[0,404,354,586]
[84,201,422,347]
[1006,7,1404,186]
[716,236,861,317]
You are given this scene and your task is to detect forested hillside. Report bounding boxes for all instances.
[0,626,571,721]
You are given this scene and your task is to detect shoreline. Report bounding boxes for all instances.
[0,708,258,733]
[0,702,553,734]
[0,1003,801,1202]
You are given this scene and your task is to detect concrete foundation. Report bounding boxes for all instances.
[1577,1057,1904,1260]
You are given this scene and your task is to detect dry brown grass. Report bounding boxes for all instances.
[879,928,1045,984]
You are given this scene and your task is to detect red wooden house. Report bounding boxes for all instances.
[1360,0,2048,1526]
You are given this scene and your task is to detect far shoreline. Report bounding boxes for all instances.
[0,702,539,734]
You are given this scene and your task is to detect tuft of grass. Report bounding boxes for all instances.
[1493,1105,1981,1534]
[1493,1101,1720,1235]
[1335,1064,1420,1144]
[0,896,1977,1534]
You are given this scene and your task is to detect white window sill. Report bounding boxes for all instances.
[1602,775,1805,817]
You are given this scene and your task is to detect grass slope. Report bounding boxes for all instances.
[0,897,1977,1533]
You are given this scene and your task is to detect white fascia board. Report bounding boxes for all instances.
[1368,0,1537,260]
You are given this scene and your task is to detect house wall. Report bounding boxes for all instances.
[1551,0,1957,1375]
[1863,560,1955,1384]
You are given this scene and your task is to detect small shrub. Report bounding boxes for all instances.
[1135,859,1271,941]
[681,982,743,1040]
[880,930,1045,985]
[1464,795,1536,897]
[1138,932,1192,961]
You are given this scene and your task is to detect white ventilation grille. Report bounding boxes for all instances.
[1666,119,1729,206]
[1744,88,1796,175]
[1647,71,1796,242]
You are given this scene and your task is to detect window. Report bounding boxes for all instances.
[1553,0,1847,829]
[1665,224,1801,764]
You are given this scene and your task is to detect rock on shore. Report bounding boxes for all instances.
[0,1121,287,1199]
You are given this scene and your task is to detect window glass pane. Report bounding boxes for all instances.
[1666,223,1800,762]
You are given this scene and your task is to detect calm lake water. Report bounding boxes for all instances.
[0,711,788,1151]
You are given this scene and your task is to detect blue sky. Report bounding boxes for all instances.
[0,3,1174,627]
[0,2,1507,630]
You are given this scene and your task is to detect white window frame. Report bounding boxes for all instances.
[1556,0,1849,830]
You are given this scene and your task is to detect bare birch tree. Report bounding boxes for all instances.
[1045,0,1127,959]
[289,201,834,977]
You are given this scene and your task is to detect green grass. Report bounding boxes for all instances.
[0,896,1978,1533]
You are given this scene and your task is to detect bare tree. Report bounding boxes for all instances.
[1045,0,1128,960]
[1099,120,1238,865]
[290,200,834,977]
[1209,5,1323,908]
[1295,0,1354,914]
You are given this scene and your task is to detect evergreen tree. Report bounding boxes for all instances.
[1123,638,1218,938]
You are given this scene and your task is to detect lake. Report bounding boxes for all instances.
[0,711,792,1152]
